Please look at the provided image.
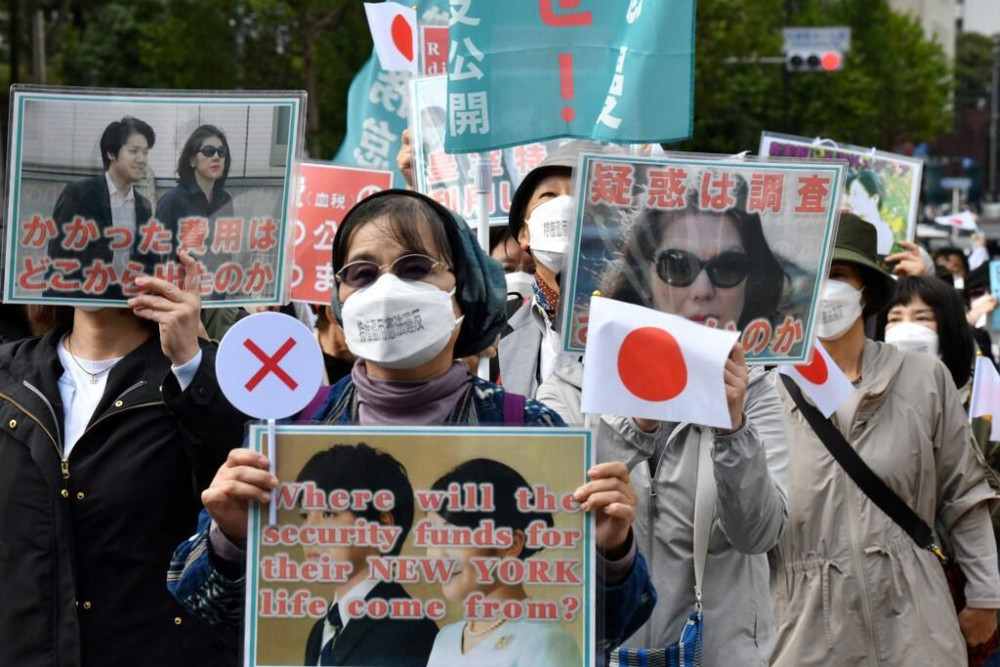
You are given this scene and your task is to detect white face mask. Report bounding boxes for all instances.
[816,279,864,341]
[341,274,464,370]
[884,321,939,357]
[525,195,574,273]
[505,271,534,300]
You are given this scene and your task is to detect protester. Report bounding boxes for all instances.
[0,251,246,667]
[154,124,235,233]
[936,246,971,287]
[167,189,656,662]
[769,213,1000,666]
[313,305,356,385]
[537,183,789,665]
[46,116,158,299]
[0,304,32,344]
[491,226,536,301]
[498,142,602,397]
[424,459,582,666]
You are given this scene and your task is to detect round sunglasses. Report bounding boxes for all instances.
[335,253,450,289]
[654,248,750,288]
[199,145,228,159]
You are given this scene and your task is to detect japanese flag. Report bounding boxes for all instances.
[364,2,418,73]
[970,356,1000,440]
[934,211,978,232]
[777,341,854,418]
[581,296,739,429]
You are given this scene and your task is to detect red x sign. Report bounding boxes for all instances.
[243,337,298,391]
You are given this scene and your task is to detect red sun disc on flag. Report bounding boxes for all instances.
[391,14,414,62]
[617,327,687,402]
[795,347,828,385]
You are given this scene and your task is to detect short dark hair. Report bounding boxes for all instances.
[933,247,969,275]
[296,443,414,556]
[100,117,155,170]
[177,124,231,190]
[432,458,554,560]
[846,169,884,212]
[602,177,786,329]
[879,276,974,388]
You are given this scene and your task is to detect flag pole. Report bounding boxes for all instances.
[475,153,492,380]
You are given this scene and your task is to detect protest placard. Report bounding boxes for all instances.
[3,86,304,307]
[445,0,696,153]
[562,153,846,365]
[290,162,393,304]
[244,424,594,667]
[759,132,923,255]
[334,0,449,186]
[410,75,562,225]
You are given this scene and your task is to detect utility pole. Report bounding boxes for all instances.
[990,33,1000,200]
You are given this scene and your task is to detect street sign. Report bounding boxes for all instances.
[216,312,324,420]
[782,27,851,53]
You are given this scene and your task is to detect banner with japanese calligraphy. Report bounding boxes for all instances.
[3,86,305,308]
[333,0,449,185]
[244,424,594,667]
[444,0,695,153]
[290,162,393,304]
[759,132,923,255]
[562,153,847,365]
[410,75,564,225]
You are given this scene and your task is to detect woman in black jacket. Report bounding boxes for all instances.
[0,251,247,667]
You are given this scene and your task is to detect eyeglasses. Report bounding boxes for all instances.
[199,145,228,159]
[654,249,750,288]
[335,253,450,289]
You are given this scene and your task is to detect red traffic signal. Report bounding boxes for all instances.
[786,49,844,72]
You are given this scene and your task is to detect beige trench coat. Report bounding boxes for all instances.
[769,339,998,666]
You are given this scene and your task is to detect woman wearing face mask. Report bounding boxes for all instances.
[498,141,629,398]
[424,459,582,666]
[166,190,657,663]
[769,213,1000,666]
[536,180,789,666]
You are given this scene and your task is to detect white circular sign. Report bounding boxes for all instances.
[216,312,324,419]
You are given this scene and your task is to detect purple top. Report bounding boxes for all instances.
[351,360,472,425]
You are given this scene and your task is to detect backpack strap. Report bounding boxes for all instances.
[502,390,526,425]
[780,374,944,561]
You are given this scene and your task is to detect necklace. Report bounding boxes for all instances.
[65,335,123,385]
[463,617,507,638]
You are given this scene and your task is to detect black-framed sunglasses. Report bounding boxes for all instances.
[654,249,750,288]
[199,145,228,159]
[335,253,450,289]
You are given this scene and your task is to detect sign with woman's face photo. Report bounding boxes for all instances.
[562,153,846,365]
[759,132,923,256]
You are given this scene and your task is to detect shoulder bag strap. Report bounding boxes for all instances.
[693,429,717,608]
[779,374,944,560]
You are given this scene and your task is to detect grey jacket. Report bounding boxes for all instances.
[538,362,789,666]
[770,339,1000,666]
[498,297,576,398]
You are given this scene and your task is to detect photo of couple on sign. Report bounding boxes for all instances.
[241,427,592,667]
[3,88,304,307]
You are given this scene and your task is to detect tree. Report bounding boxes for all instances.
[955,32,995,110]
[677,0,953,153]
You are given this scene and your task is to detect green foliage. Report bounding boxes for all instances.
[678,0,953,153]
[955,32,995,109]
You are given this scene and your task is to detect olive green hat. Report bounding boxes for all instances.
[831,212,895,317]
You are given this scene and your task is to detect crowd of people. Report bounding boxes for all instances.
[3,126,1000,667]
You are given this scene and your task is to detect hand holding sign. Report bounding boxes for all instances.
[722,344,750,433]
[202,448,278,543]
[129,250,203,367]
[573,461,636,560]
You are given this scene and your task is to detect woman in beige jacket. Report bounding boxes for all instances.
[770,214,1000,666]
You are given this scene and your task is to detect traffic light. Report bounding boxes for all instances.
[786,49,843,72]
